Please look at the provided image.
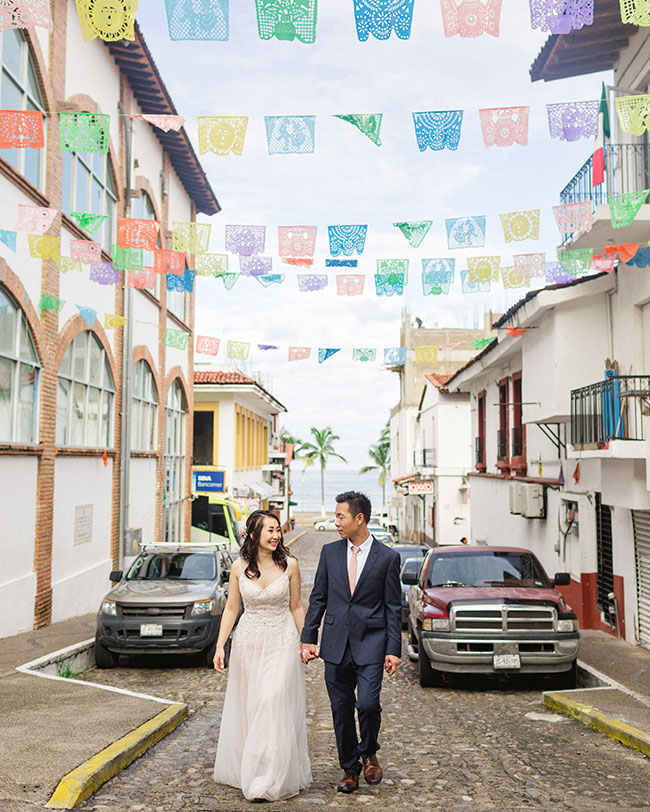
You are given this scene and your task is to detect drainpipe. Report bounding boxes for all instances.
[606,271,618,364]
[118,106,134,569]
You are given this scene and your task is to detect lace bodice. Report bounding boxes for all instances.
[235,570,298,647]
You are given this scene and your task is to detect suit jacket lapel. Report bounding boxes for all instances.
[353,537,379,598]
[338,538,351,598]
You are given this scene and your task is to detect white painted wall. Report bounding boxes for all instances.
[128,457,158,543]
[51,456,113,622]
[0,457,37,636]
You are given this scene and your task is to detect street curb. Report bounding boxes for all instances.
[543,691,650,758]
[46,701,188,809]
[286,529,308,548]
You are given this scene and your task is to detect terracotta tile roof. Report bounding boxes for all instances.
[194,371,257,385]
[425,372,453,388]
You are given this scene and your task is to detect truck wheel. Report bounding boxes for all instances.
[94,638,118,669]
[557,659,578,689]
[417,633,443,688]
[408,621,418,648]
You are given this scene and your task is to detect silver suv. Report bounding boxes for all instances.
[94,542,234,669]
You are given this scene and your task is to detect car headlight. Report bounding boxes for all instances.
[101,599,117,616]
[557,618,578,632]
[191,598,216,616]
[422,617,450,632]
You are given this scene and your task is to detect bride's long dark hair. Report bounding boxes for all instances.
[239,510,290,580]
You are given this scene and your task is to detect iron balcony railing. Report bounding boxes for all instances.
[414,448,435,467]
[511,426,524,458]
[571,375,650,447]
[559,143,650,241]
[497,429,508,461]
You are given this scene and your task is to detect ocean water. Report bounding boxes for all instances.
[289,465,386,514]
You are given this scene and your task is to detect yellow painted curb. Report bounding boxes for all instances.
[544,692,650,758]
[286,529,308,548]
[46,702,187,809]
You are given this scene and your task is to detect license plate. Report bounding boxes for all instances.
[493,653,521,669]
[140,623,163,637]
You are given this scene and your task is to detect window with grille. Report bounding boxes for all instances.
[56,331,114,448]
[62,148,117,254]
[164,379,186,543]
[0,287,40,443]
[596,492,614,611]
[131,360,157,452]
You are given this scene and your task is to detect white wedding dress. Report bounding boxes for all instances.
[213,569,312,801]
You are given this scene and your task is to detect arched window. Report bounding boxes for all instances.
[131,359,157,451]
[0,287,40,443]
[56,331,115,447]
[62,147,117,253]
[164,379,185,542]
[133,191,161,299]
[0,29,46,190]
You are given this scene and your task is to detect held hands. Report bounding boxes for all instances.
[301,643,319,664]
[213,645,227,674]
[384,655,399,676]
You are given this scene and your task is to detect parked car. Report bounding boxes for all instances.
[393,545,430,623]
[313,517,337,531]
[400,558,424,624]
[191,495,248,553]
[94,542,235,669]
[370,527,394,545]
[392,544,430,567]
[403,545,579,688]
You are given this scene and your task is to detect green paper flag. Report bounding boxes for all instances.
[471,337,496,350]
[334,114,383,146]
[393,221,432,248]
[353,348,376,362]
[70,212,108,235]
[39,294,65,312]
[164,328,189,350]
[609,189,649,228]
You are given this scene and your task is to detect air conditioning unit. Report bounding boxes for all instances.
[509,482,525,515]
[521,483,545,519]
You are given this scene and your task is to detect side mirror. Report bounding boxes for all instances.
[553,572,571,586]
[109,570,123,583]
[401,570,418,586]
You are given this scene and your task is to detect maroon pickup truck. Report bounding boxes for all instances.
[403,545,579,688]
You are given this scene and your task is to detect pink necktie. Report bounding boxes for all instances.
[348,546,360,594]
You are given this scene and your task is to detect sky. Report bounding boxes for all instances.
[136,1,610,468]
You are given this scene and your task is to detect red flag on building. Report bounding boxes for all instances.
[592,83,610,187]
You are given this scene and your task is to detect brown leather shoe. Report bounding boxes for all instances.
[336,771,360,793]
[362,754,383,785]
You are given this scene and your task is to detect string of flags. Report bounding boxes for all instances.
[7,0,650,46]
[6,198,650,302]
[0,102,614,156]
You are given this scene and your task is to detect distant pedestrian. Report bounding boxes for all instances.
[460,537,468,545]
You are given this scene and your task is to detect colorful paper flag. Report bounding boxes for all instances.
[412,111,463,151]
[104,313,127,329]
[265,116,315,155]
[353,0,415,40]
[15,204,56,234]
[353,348,376,362]
[467,256,500,283]
[393,221,432,248]
[118,218,160,250]
[164,0,228,39]
[0,0,52,32]
[326,259,358,267]
[28,234,59,260]
[513,253,546,279]
[603,243,639,263]
[334,114,382,146]
[471,337,497,350]
[127,268,155,289]
[609,190,649,228]
[278,226,317,259]
[166,268,195,292]
[328,225,367,257]
[318,348,341,364]
[59,112,110,154]
[196,253,229,277]
[70,240,102,264]
[414,345,438,364]
[440,0,502,37]
[594,83,611,186]
[297,274,328,292]
[71,212,108,235]
[172,221,211,254]
[196,335,221,355]
[529,0,593,32]
[75,0,137,41]
[479,107,530,147]
[132,113,187,131]
[56,256,82,274]
[164,328,190,350]
[499,210,540,242]
[0,109,44,148]
[255,0,317,42]
[289,347,311,362]
[90,262,119,285]
[225,225,265,257]
[154,249,185,275]
[38,294,64,311]
[460,270,491,293]
[552,202,593,234]
[336,274,365,296]
[0,230,16,251]
[619,0,650,27]
[445,216,486,249]
[546,100,599,141]
[76,305,96,327]
[384,347,407,365]
[198,116,248,156]
[227,340,249,360]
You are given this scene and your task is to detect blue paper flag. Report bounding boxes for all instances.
[412,111,463,152]
[384,347,407,365]
[256,274,284,287]
[353,0,415,41]
[328,225,368,257]
[626,246,650,268]
[445,216,486,250]
[265,116,315,154]
[460,270,490,293]
[318,348,341,364]
[76,304,97,327]
[325,258,358,267]
[0,230,17,251]
[164,0,229,40]
[422,258,455,295]
[166,268,195,293]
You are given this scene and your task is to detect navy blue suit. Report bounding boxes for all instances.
[301,537,402,773]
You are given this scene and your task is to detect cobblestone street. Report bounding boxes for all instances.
[78,531,649,812]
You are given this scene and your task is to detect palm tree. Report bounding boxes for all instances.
[360,436,391,507]
[300,426,347,516]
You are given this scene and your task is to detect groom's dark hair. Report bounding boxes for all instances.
[336,491,371,524]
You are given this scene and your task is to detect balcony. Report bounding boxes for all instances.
[571,375,650,448]
[414,448,436,468]
[559,143,650,248]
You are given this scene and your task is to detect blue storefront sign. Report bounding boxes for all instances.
[192,469,226,493]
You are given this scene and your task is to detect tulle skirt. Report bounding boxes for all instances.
[213,614,312,801]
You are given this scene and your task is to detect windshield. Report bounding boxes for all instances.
[401,557,422,576]
[126,552,217,581]
[397,548,426,566]
[426,552,550,589]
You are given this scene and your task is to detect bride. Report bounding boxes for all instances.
[212,510,312,801]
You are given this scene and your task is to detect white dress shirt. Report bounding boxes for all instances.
[347,533,373,589]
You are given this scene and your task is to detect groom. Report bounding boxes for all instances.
[301,491,402,794]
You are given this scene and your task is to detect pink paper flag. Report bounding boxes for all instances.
[440,0,502,37]
[131,114,186,132]
[15,204,56,234]
[278,226,317,258]
[153,249,185,275]
[70,239,101,264]
[513,252,546,279]
[196,336,221,356]
[282,257,315,267]
[127,268,155,289]
[592,253,616,274]
[440,341,466,350]
[336,274,365,296]
[479,107,530,147]
[118,217,160,250]
[288,346,311,362]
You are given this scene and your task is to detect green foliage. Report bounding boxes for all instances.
[360,420,391,504]
[299,426,347,511]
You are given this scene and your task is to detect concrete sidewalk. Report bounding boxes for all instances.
[544,629,650,757]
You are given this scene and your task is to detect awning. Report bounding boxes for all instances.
[249,481,276,499]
